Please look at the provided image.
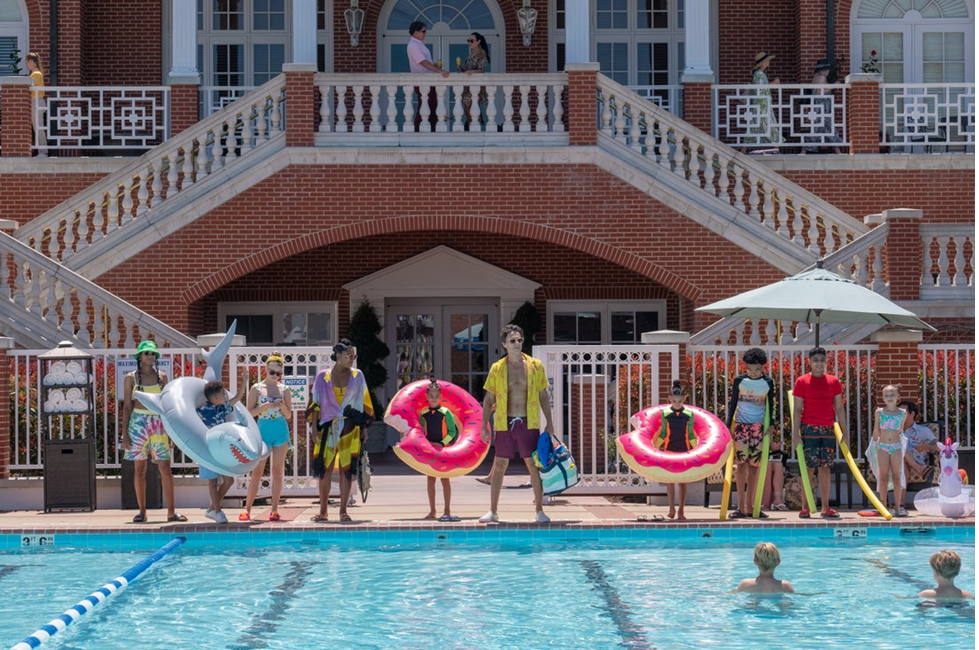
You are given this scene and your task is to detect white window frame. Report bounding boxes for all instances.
[0,0,28,75]
[546,300,667,344]
[217,301,338,346]
[197,0,292,88]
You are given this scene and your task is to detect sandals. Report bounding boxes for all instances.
[820,509,841,519]
[438,514,461,522]
[339,512,353,523]
[268,512,281,522]
[132,513,147,523]
[167,513,188,522]
[311,513,329,522]
[772,503,789,511]
[238,512,251,521]
[799,509,811,519]
[475,477,491,485]
[728,509,746,519]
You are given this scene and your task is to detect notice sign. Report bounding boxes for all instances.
[115,357,174,397]
[284,376,308,410]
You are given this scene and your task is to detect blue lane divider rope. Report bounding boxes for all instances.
[10,537,186,650]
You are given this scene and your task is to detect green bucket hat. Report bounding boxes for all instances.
[134,339,160,361]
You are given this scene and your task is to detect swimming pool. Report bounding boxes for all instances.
[2,527,974,650]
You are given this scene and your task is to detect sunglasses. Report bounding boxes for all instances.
[267,370,283,376]
[420,28,427,33]
[467,38,476,43]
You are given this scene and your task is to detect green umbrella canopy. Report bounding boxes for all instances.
[697,265,935,345]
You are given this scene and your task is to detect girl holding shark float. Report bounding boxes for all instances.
[307,340,374,523]
[241,352,293,522]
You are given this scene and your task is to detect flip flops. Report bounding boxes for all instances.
[268,512,281,522]
[475,477,491,485]
[820,509,841,519]
[438,514,461,522]
[772,503,789,511]
[238,512,251,521]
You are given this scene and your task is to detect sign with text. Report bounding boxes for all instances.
[115,357,174,398]
[284,376,308,409]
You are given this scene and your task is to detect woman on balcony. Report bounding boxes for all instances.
[25,53,49,157]
[458,32,490,129]
[751,52,783,146]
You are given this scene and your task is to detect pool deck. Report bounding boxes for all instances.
[0,468,973,533]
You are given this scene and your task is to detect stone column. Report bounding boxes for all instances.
[0,337,15,479]
[680,0,713,130]
[0,77,34,157]
[566,62,599,146]
[881,208,923,302]
[169,0,200,134]
[292,0,318,66]
[870,330,923,407]
[845,73,882,154]
[564,0,590,64]
[284,64,317,147]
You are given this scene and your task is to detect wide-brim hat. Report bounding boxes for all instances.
[754,51,775,68]
[135,339,159,361]
[814,58,832,72]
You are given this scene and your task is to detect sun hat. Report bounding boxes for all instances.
[134,339,159,361]
[754,51,775,68]
[814,58,832,72]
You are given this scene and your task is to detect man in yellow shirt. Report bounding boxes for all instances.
[479,324,555,524]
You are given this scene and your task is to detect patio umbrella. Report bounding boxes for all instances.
[696,262,935,346]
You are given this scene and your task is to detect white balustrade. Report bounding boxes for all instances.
[880,83,975,152]
[313,73,567,142]
[15,77,287,274]
[0,231,194,349]
[597,76,867,259]
[711,83,849,151]
[920,225,975,299]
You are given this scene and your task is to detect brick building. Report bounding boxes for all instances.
[0,0,974,406]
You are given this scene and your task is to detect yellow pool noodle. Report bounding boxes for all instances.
[834,423,891,519]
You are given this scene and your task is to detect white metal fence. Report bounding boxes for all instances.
[34,86,170,152]
[919,344,975,447]
[880,83,975,152]
[535,345,679,492]
[712,83,849,150]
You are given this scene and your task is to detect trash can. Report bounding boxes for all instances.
[120,459,163,510]
[44,438,97,512]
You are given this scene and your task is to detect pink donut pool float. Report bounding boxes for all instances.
[383,379,488,479]
[616,404,732,483]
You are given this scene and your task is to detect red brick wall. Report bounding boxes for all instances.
[91,163,786,336]
[0,173,109,225]
[874,339,920,403]
[780,169,973,223]
[718,0,800,84]
[81,2,163,85]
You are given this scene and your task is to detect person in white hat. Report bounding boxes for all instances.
[750,51,783,145]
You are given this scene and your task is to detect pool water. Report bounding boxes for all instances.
[1,532,974,650]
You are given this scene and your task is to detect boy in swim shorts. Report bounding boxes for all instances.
[726,347,775,519]
[197,379,244,524]
[791,347,847,519]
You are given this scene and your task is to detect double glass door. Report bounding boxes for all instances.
[388,303,497,402]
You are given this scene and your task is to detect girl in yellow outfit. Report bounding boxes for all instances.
[307,339,373,522]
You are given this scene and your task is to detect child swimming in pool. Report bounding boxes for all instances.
[656,380,697,520]
[417,379,461,522]
[735,542,795,594]
[919,550,974,600]
[196,379,245,524]
[873,385,907,517]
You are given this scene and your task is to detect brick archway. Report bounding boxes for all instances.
[181,214,703,305]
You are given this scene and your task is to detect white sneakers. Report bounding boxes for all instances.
[477,510,551,523]
[205,509,229,524]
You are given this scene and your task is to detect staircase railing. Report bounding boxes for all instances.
[15,75,287,271]
[596,75,868,259]
[0,231,194,348]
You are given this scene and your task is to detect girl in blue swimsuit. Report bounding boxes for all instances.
[873,384,908,517]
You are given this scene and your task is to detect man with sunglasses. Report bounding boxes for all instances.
[407,21,449,131]
[479,324,555,524]
[791,347,846,519]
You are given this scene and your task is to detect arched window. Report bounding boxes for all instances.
[0,0,28,75]
[378,0,504,73]
[851,0,974,83]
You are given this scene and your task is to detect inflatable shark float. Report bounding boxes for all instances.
[135,321,268,476]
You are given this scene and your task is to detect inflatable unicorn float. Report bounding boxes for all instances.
[135,321,269,476]
[913,438,976,519]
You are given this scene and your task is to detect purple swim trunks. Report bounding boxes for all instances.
[494,417,539,459]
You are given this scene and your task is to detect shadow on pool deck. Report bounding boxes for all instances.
[0,448,973,532]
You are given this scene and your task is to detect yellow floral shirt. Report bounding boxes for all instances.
[483,353,549,430]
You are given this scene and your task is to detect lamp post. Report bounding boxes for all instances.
[345,0,365,47]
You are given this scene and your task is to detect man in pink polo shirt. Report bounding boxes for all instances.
[792,346,847,519]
